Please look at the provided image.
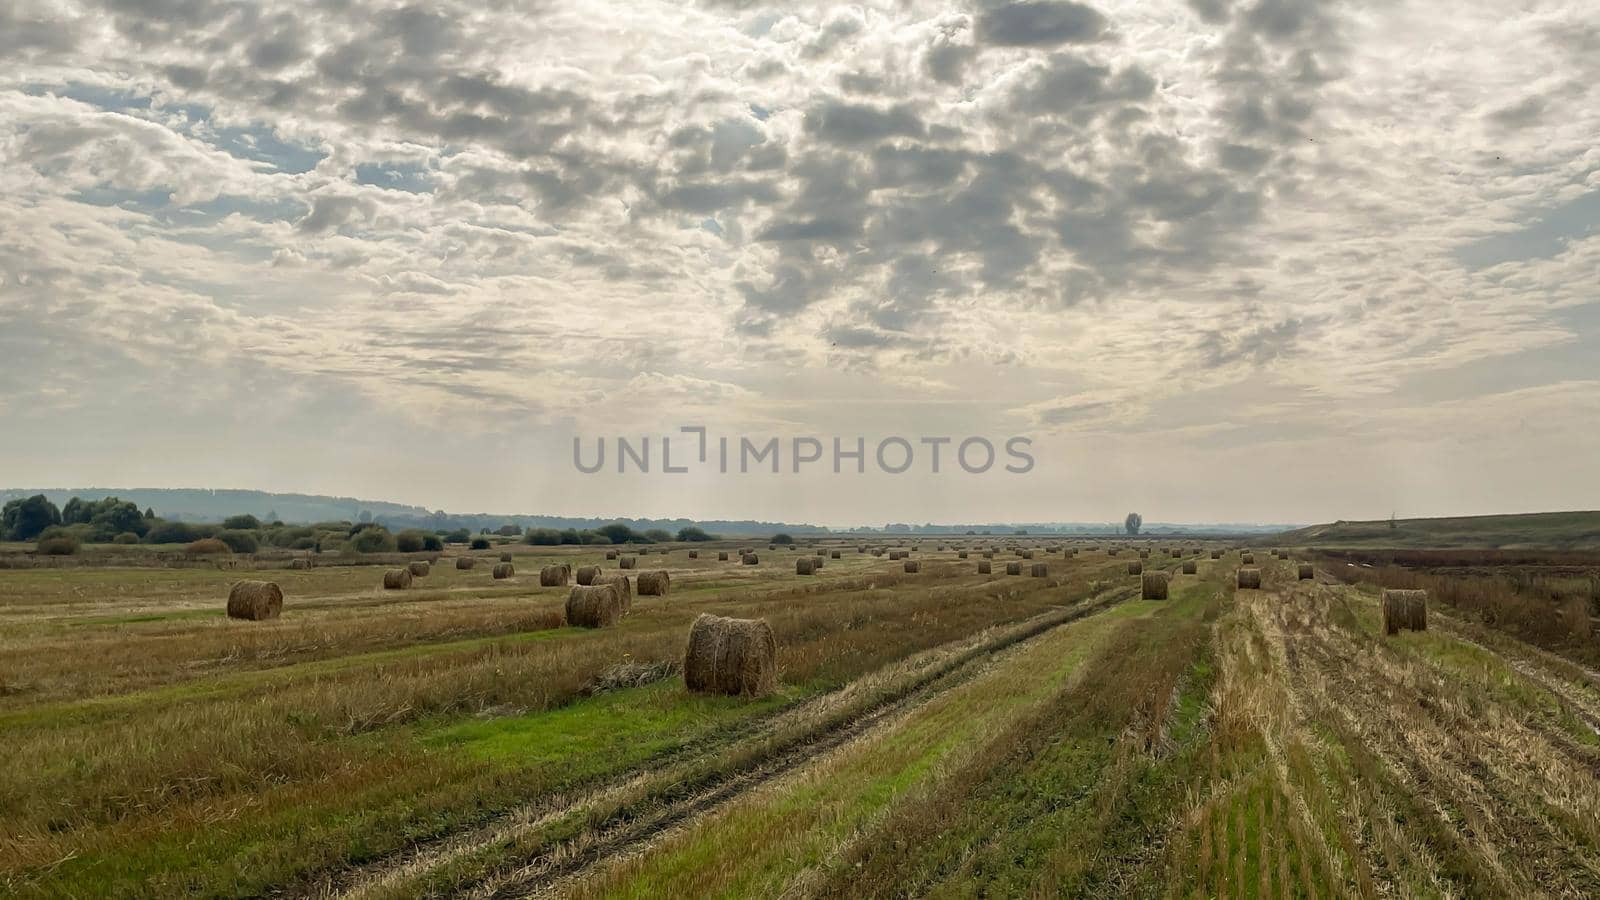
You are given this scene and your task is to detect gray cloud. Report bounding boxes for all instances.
[977,2,1110,47]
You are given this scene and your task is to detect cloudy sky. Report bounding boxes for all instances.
[2,0,1597,527]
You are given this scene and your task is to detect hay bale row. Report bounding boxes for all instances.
[383,568,413,590]
[1143,572,1169,600]
[638,571,670,596]
[227,581,283,620]
[684,613,776,696]
[1382,589,1428,635]
[1237,568,1262,589]
[566,585,622,628]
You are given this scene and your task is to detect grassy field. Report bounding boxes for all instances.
[1278,510,1600,549]
[3,540,1599,897]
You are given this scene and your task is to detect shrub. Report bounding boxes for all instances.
[146,521,210,544]
[643,528,673,542]
[422,534,443,552]
[222,514,261,530]
[525,528,562,546]
[113,532,141,545]
[771,533,795,545]
[469,537,491,550]
[396,530,427,553]
[597,523,639,544]
[677,526,715,542]
[3,494,61,542]
[186,538,231,555]
[37,535,80,555]
[444,528,471,544]
[216,529,260,554]
[349,528,397,554]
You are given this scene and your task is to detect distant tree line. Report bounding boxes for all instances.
[1,494,720,556]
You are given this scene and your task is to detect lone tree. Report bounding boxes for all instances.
[1124,512,1143,535]
[2,495,62,542]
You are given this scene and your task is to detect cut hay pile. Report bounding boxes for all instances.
[1030,563,1047,577]
[1237,568,1262,589]
[904,560,921,573]
[540,565,570,587]
[566,585,622,628]
[592,574,632,611]
[718,551,730,561]
[1298,564,1314,580]
[797,558,816,575]
[742,553,759,565]
[638,571,670,596]
[576,565,601,585]
[455,557,475,570]
[978,560,992,574]
[408,561,430,577]
[383,568,413,590]
[227,581,283,620]
[493,563,514,579]
[1142,571,1170,600]
[1382,589,1428,635]
[619,556,637,570]
[684,613,776,696]
[1127,561,1143,575]
[1182,560,1197,575]
[1005,562,1022,575]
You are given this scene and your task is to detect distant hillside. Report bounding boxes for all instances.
[1278,511,1600,550]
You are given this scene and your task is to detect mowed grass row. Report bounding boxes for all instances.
[563,566,1223,899]
[0,549,1141,897]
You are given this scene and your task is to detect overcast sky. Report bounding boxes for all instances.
[2,0,1597,527]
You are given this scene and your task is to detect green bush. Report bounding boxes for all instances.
[146,521,210,544]
[216,529,260,554]
[525,528,562,546]
[677,526,715,542]
[186,538,231,555]
[444,528,471,544]
[222,514,261,530]
[396,530,428,553]
[3,494,61,542]
[597,523,640,544]
[37,535,80,555]
[469,537,491,550]
[349,529,397,554]
[771,533,795,545]
[643,528,673,542]
[113,532,141,545]
[422,534,444,552]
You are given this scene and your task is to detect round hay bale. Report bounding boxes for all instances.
[1237,568,1262,589]
[566,585,622,628]
[606,550,618,560]
[1139,549,1150,559]
[576,565,601,585]
[1182,560,1198,575]
[1143,571,1170,600]
[688,550,699,559]
[978,560,992,574]
[1171,549,1181,558]
[1127,561,1143,575]
[1030,563,1048,577]
[540,565,570,587]
[1298,564,1314,580]
[958,550,969,559]
[638,571,670,596]
[1211,549,1223,559]
[383,568,413,590]
[1108,549,1119,557]
[1021,550,1034,559]
[288,558,310,570]
[408,561,430,577]
[830,550,841,559]
[500,552,513,563]
[227,581,283,620]
[769,544,776,550]
[796,558,816,575]
[1241,553,1255,564]
[684,613,776,696]
[904,560,921,573]
[619,556,637,570]
[455,557,475,570]
[982,551,994,559]
[1005,562,1022,575]
[1382,589,1428,635]
[742,553,759,565]
[718,551,730,561]
[493,563,514,579]
[592,574,632,611]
